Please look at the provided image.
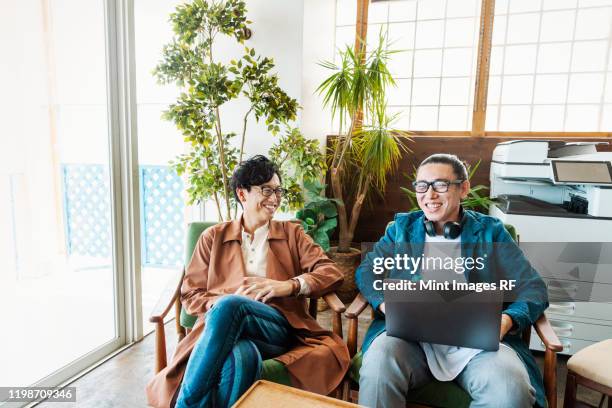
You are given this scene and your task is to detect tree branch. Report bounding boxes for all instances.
[331,168,350,252]
[335,112,356,170]
[239,106,253,163]
[212,190,223,222]
[207,31,232,221]
[214,106,232,220]
[347,175,370,245]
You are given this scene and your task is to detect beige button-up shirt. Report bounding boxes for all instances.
[241,222,310,294]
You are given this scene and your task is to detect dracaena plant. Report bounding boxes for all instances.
[155,0,300,221]
[317,33,410,252]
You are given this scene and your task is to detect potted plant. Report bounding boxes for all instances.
[316,34,409,300]
[295,180,338,252]
[296,180,338,311]
[401,160,495,212]
[156,0,322,219]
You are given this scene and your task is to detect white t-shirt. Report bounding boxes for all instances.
[419,233,484,381]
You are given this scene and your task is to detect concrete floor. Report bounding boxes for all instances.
[38,308,604,408]
[0,262,176,388]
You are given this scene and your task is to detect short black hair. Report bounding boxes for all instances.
[418,153,468,180]
[230,155,281,203]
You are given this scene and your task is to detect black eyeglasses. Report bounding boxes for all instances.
[252,186,287,197]
[412,179,464,193]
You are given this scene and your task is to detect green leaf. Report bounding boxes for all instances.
[313,231,330,251]
[318,218,337,233]
[319,201,338,218]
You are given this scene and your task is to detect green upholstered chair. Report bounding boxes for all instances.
[341,224,563,408]
[149,222,346,392]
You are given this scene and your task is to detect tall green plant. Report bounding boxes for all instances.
[400,160,495,212]
[155,0,299,221]
[317,33,410,252]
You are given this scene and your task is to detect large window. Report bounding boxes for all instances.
[336,0,482,130]
[488,0,612,131]
[0,0,124,390]
[336,0,612,134]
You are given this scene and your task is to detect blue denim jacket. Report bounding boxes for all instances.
[356,210,550,407]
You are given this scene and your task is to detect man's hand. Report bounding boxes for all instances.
[500,313,514,340]
[235,277,294,303]
[379,303,386,314]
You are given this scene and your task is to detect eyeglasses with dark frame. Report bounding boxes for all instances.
[412,179,464,193]
[252,185,287,198]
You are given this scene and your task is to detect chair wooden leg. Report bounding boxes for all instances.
[332,312,342,340]
[341,380,351,402]
[309,297,318,319]
[155,321,167,374]
[545,348,558,408]
[347,318,358,357]
[564,371,577,408]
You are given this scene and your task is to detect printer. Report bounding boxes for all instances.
[491,140,612,217]
[489,140,612,355]
[490,140,612,241]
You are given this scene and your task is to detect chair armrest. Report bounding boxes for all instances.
[345,293,369,319]
[322,292,346,314]
[534,313,563,352]
[345,293,370,357]
[149,268,185,323]
[535,313,561,408]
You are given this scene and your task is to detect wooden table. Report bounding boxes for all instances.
[232,380,362,408]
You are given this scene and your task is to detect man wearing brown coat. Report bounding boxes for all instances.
[146,155,349,407]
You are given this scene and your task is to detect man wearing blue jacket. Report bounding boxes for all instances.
[356,153,549,408]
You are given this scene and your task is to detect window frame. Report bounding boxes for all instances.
[364,0,612,138]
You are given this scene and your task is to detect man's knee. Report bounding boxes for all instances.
[471,373,533,407]
[360,334,427,386]
[462,349,535,407]
[208,295,250,318]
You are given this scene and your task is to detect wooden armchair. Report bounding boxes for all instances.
[149,222,346,393]
[342,293,563,408]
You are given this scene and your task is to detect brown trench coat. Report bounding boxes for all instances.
[146,219,350,407]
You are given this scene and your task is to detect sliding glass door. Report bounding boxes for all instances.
[134,0,197,334]
[0,0,128,391]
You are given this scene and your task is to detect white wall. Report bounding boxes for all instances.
[300,0,339,145]
[220,0,306,158]
[134,0,344,161]
[135,0,307,165]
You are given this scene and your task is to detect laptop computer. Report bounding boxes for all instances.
[384,279,504,351]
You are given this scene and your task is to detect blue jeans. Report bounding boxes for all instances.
[359,333,536,408]
[175,295,293,408]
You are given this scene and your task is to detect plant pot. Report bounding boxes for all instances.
[327,246,362,303]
